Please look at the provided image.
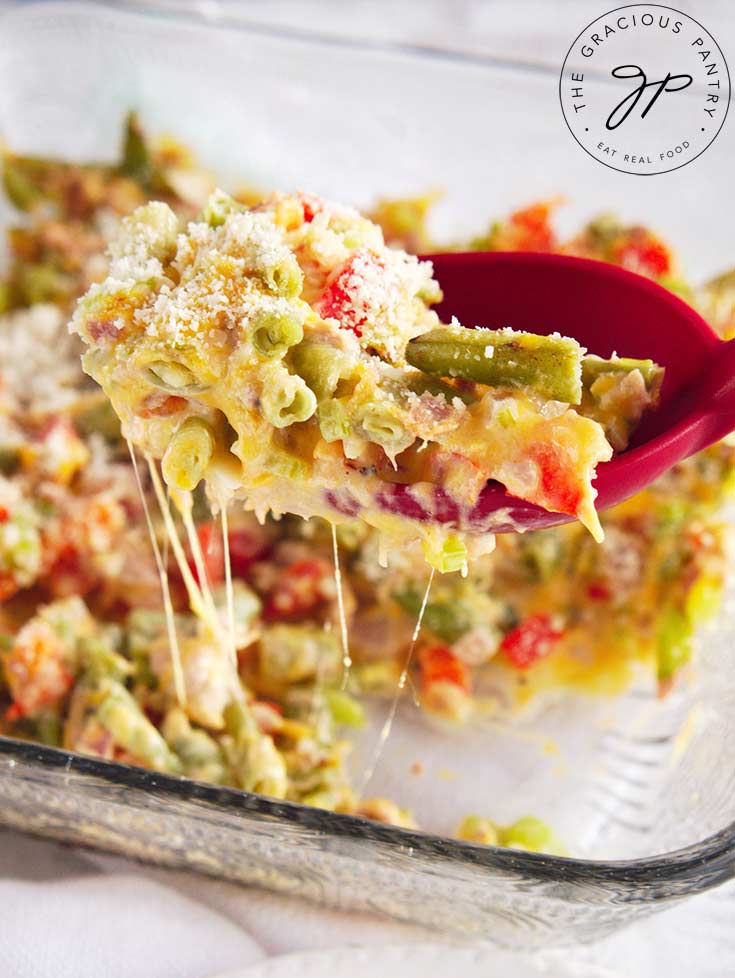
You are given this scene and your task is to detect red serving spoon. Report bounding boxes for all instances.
[376,251,735,534]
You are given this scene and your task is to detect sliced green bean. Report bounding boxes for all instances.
[406,325,583,404]
[146,360,209,394]
[162,416,216,491]
[222,701,288,798]
[202,189,245,228]
[582,355,664,398]
[317,399,352,443]
[261,254,303,298]
[358,401,414,456]
[426,534,468,574]
[250,307,305,358]
[289,343,355,400]
[260,364,317,428]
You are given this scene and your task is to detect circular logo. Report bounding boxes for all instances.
[559,4,730,174]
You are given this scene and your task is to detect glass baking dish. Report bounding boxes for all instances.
[0,0,734,945]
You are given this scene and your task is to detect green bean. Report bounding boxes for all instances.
[324,688,365,728]
[121,202,179,264]
[126,609,166,655]
[222,701,288,798]
[260,364,317,428]
[162,416,217,491]
[261,254,303,298]
[97,679,183,773]
[581,355,664,450]
[202,189,245,228]
[403,372,475,406]
[0,506,41,586]
[80,633,132,684]
[582,355,664,398]
[162,708,228,783]
[317,399,352,443]
[146,360,209,394]
[126,609,167,688]
[267,450,310,482]
[406,325,583,404]
[423,534,468,574]
[259,625,341,685]
[120,110,154,187]
[289,343,355,400]
[250,307,305,358]
[358,401,414,456]
[223,700,258,741]
[394,589,472,643]
[236,731,288,798]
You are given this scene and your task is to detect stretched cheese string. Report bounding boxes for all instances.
[149,458,243,701]
[127,441,187,707]
[146,456,221,639]
[172,488,221,636]
[357,567,435,796]
[331,524,352,690]
[220,504,238,675]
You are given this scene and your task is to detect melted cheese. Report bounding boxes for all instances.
[357,567,435,795]
[127,440,187,707]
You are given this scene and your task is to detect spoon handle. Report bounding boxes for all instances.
[686,337,735,454]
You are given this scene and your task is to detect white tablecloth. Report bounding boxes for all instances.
[1,826,732,978]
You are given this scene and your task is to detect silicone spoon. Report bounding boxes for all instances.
[379,251,735,534]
